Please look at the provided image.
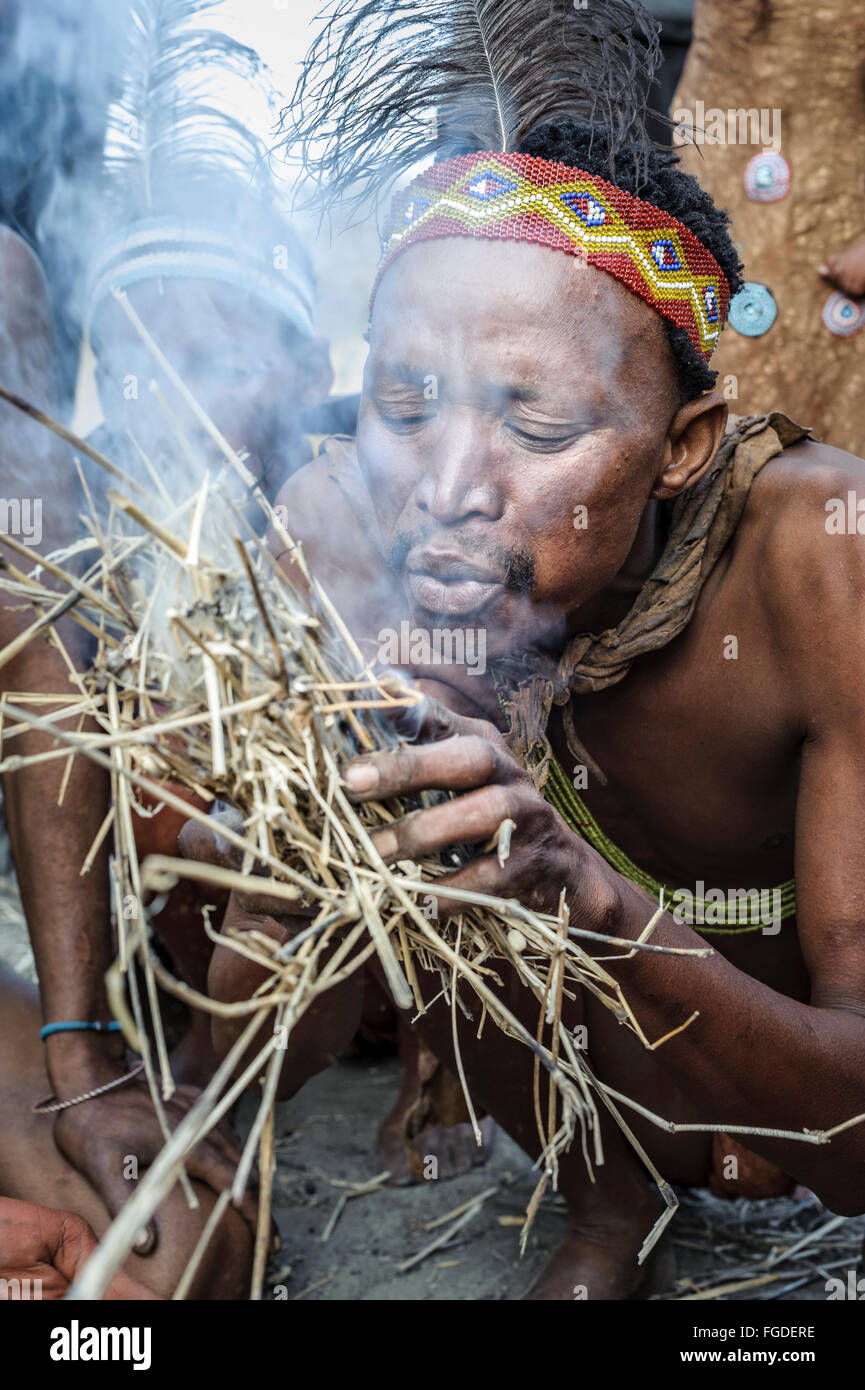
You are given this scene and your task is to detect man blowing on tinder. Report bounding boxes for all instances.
[184,0,865,1298]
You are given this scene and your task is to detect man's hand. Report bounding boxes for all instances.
[820,237,865,299]
[178,804,364,1097]
[0,1196,159,1300]
[343,693,619,927]
[51,1076,259,1252]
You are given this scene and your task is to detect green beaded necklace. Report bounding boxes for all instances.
[543,753,796,935]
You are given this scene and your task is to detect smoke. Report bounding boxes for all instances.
[0,0,343,704]
[0,1,129,392]
[0,6,331,529]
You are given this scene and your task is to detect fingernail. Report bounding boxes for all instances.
[133,1222,155,1255]
[343,762,379,793]
[818,263,829,275]
[374,829,397,862]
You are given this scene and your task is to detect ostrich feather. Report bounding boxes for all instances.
[282,0,661,217]
[103,0,274,215]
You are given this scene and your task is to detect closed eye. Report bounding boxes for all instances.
[375,399,435,432]
[504,421,583,452]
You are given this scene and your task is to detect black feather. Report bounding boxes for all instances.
[281,0,661,217]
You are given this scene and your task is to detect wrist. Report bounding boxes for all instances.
[44,1030,127,1088]
[568,854,625,937]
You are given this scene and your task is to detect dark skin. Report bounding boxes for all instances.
[0,229,257,1249]
[820,235,865,299]
[0,962,253,1299]
[199,235,865,1297]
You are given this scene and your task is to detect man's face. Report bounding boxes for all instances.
[95,279,329,489]
[358,237,682,659]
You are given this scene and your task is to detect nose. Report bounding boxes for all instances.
[414,411,504,525]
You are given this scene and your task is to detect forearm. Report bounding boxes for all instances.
[0,628,119,1088]
[0,228,120,1087]
[604,874,865,1209]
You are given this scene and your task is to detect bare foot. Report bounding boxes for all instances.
[379,1111,496,1184]
[524,1212,675,1301]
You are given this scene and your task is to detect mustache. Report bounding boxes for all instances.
[388,528,535,595]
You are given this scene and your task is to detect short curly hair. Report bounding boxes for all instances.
[517,122,743,399]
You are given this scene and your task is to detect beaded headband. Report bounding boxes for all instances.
[373,152,730,362]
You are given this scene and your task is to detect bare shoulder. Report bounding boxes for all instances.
[741,435,865,565]
[267,452,398,644]
[268,454,360,562]
[733,436,865,674]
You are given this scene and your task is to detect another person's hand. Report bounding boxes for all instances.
[51,1076,259,1253]
[179,804,363,1095]
[178,799,318,928]
[0,1196,159,1300]
[820,237,865,299]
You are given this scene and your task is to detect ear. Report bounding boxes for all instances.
[296,335,335,407]
[651,391,728,500]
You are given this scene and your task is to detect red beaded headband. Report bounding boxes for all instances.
[372,152,730,362]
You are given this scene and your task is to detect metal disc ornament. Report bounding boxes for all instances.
[744,151,791,203]
[821,291,865,337]
[728,282,778,337]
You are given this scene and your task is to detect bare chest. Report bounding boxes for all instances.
[550,567,804,908]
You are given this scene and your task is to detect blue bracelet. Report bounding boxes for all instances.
[40,1021,122,1041]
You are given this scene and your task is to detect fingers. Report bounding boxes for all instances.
[378,677,505,747]
[183,1140,260,1233]
[221,893,291,946]
[344,732,519,802]
[417,850,545,919]
[179,805,310,918]
[178,801,245,871]
[90,1157,158,1256]
[371,785,521,864]
[233,886,315,919]
[818,243,865,298]
[52,1210,101,1284]
[423,835,612,926]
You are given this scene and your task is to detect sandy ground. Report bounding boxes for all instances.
[256,1059,863,1302]
[1,864,862,1302]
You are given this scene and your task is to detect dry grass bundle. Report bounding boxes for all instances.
[0,300,858,1299]
[659,1190,865,1300]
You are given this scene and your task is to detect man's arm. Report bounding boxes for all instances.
[0,228,122,1095]
[0,230,258,1238]
[604,449,865,1210]
[340,693,865,1215]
